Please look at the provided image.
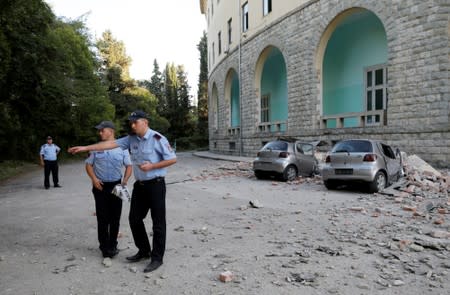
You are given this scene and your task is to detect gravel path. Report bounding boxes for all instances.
[0,153,448,294]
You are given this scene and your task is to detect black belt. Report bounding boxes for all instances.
[136,177,164,185]
[101,180,121,184]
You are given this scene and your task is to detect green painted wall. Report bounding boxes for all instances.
[261,48,288,131]
[230,71,240,127]
[323,10,387,128]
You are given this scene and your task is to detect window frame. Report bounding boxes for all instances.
[218,31,222,55]
[227,18,232,45]
[242,2,249,32]
[261,94,270,123]
[364,63,387,126]
[263,0,272,16]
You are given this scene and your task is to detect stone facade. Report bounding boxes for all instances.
[208,0,450,168]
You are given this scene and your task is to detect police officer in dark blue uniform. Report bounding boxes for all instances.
[85,121,133,258]
[40,136,61,189]
[68,110,176,273]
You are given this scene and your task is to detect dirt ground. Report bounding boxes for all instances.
[0,152,448,295]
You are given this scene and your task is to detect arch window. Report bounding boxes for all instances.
[321,9,388,128]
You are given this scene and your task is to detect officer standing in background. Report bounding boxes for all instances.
[85,121,132,258]
[40,136,61,189]
[68,110,176,273]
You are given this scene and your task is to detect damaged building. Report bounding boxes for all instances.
[199,0,449,168]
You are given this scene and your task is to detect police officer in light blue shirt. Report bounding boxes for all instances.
[68,110,176,273]
[39,136,61,189]
[85,121,132,258]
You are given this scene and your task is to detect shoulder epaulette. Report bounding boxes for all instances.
[153,134,161,140]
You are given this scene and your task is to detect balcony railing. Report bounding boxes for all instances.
[320,110,386,129]
[228,126,240,136]
[257,121,287,133]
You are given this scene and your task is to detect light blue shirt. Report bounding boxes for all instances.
[85,148,132,182]
[116,128,176,181]
[40,144,60,161]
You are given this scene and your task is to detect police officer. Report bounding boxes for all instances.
[68,110,176,273]
[85,121,132,258]
[40,136,61,189]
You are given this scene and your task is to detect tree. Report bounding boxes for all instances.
[96,30,132,82]
[0,0,55,159]
[96,31,166,135]
[40,19,114,145]
[196,31,209,146]
[0,0,114,159]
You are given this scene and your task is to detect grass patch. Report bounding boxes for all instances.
[0,160,39,183]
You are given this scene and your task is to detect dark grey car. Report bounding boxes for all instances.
[321,139,403,192]
[253,139,318,181]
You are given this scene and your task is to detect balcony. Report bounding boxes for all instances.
[320,110,386,129]
[257,121,287,133]
[228,126,240,136]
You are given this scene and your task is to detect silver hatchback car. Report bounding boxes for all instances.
[253,139,318,181]
[322,139,403,192]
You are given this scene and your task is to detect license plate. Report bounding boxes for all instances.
[335,169,353,175]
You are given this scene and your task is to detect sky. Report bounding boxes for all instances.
[45,0,206,99]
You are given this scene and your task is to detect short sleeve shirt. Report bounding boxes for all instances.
[115,128,176,181]
[40,144,60,161]
[85,148,132,182]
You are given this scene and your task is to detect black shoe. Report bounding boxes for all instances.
[54,184,62,188]
[45,186,49,190]
[143,260,162,273]
[126,252,150,262]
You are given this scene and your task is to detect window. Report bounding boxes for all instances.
[218,31,222,55]
[263,0,272,16]
[261,94,270,122]
[212,42,215,64]
[242,2,249,32]
[365,64,387,125]
[227,18,232,45]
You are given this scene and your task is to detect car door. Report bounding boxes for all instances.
[295,142,315,175]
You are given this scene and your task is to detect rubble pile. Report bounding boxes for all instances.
[380,154,449,218]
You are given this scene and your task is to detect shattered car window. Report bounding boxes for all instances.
[263,141,288,151]
[332,140,372,153]
[381,144,396,159]
[299,144,313,156]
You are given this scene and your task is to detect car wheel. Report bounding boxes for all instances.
[369,171,387,193]
[254,170,265,180]
[282,165,297,181]
[324,180,337,190]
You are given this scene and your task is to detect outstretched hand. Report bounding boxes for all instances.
[68,146,86,154]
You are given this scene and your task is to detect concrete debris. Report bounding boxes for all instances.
[404,154,442,178]
[219,270,233,282]
[249,199,263,208]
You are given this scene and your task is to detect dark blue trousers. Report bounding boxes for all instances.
[44,160,59,188]
[129,178,166,262]
[92,181,122,253]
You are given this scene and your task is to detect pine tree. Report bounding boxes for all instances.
[196,31,209,146]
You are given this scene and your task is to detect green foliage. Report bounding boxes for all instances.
[97,30,132,81]
[196,32,209,147]
[0,1,207,161]
[0,0,115,159]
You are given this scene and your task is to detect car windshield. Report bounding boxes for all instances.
[262,141,288,151]
[332,140,373,153]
